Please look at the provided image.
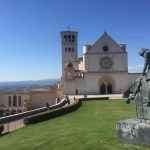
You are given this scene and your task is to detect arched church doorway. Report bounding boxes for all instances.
[99,75,115,95]
[75,89,78,95]
[107,83,112,94]
[100,83,106,94]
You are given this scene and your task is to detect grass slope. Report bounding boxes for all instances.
[0,100,150,150]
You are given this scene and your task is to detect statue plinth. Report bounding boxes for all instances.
[117,118,150,146]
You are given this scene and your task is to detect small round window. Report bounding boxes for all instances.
[102,45,109,52]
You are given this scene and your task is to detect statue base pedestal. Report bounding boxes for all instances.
[116,118,150,146]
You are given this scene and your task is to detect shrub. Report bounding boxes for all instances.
[0,124,4,135]
[24,99,82,124]
[80,97,109,101]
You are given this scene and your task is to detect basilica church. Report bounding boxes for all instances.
[61,31,141,95]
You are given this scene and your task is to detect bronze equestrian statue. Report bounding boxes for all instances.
[123,49,150,120]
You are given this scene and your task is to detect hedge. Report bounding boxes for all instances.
[0,124,4,135]
[24,99,82,124]
[80,97,109,101]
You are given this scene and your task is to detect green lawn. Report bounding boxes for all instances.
[0,100,150,150]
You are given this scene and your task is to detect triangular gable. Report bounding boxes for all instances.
[87,32,125,54]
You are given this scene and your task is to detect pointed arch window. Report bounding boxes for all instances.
[72,35,75,42]
[64,35,67,42]
[65,47,67,52]
[72,47,74,52]
[13,95,17,106]
[68,47,71,52]
[68,35,71,42]
[18,96,21,106]
[8,96,11,106]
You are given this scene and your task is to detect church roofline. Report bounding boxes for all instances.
[88,31,125,53]
[93,31,117,47]
[60,31,78,34]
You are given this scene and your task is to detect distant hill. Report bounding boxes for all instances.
[0,79,59,93]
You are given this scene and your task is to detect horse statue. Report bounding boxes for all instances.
[123,75,150,120]
[117,49,150,145]
[122,48,150,120]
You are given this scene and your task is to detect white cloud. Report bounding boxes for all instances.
[128,64,143,73]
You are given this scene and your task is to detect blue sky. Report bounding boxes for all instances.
[0,0,150,81]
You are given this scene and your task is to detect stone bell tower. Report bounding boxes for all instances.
[60,31,78,77]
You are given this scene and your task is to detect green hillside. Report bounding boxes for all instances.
[0,100,149,150]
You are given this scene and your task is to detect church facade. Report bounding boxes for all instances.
[61,31,141,95]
